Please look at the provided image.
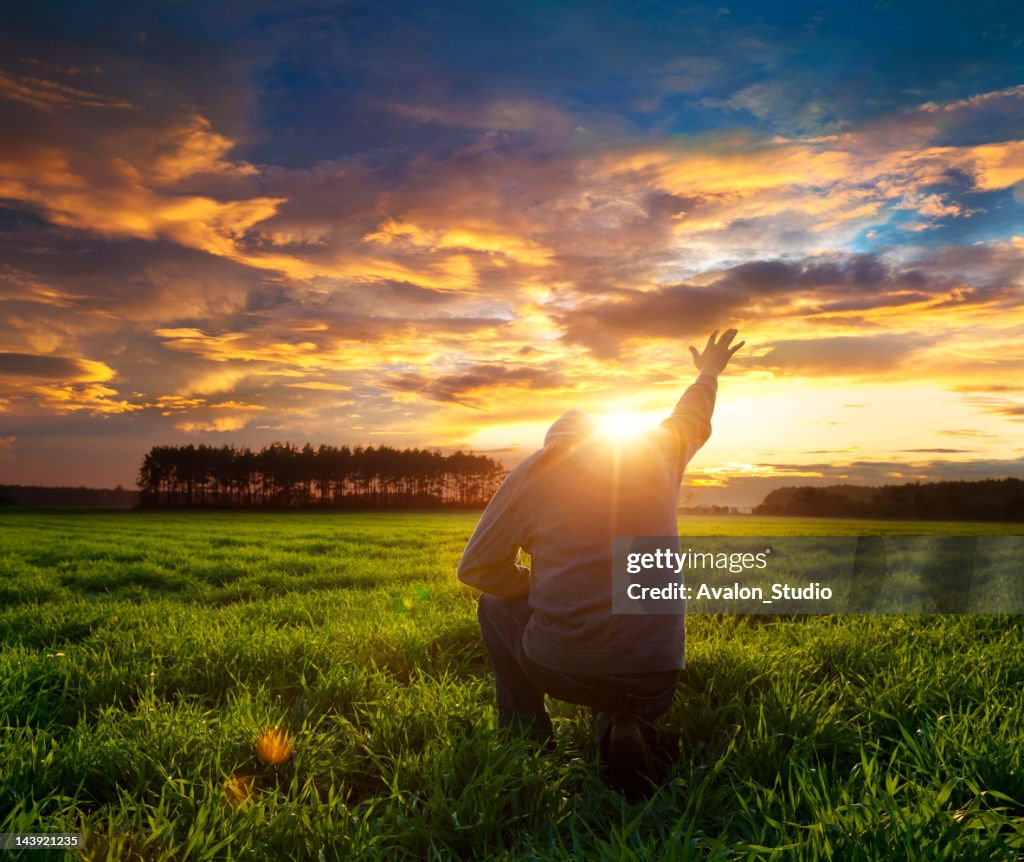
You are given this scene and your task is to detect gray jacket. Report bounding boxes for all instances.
[457,373,718,675]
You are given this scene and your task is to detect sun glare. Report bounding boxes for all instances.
[597,410,653,441]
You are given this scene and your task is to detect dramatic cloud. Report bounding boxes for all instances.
[555,251,1019,358]
[386,363,569,407]
[741,335,936,376]
[0,68,134,111]
[0,352,115,382]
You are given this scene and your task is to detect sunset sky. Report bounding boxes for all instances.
[1,1,1023,505]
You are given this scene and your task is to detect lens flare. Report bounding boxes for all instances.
[255,727,294,765]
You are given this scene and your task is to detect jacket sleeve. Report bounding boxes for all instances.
[456,456,535,598]
[659,372,719,477]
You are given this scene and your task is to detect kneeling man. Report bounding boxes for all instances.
[457,329,743,791]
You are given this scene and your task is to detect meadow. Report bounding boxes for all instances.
[1,509,1022,860]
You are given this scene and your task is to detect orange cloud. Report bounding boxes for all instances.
[0,69,134,111]
[152,114,259,183]
[598,136,852,195]
[961,140,1024,191]
[585,125,1024,246]
[175,415,254,433]
[919,83,1024,113]
[364,218,553,266]
[0,148,286,263]
[687,462,829,488]
[286,381,351,391]
[0,276,85,308]
[0,352,115,383]
[0,352,141,414]
[27,382,141,414]
[152,314,516,376]
[153,328,326,367]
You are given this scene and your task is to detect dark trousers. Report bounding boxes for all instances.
[476,593,678,746]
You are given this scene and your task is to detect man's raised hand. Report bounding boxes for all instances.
[689,328,745,377]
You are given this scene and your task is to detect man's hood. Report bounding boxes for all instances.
[541,408,667,493]
[544,408,599,447]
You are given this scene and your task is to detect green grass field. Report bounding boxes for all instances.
[1,510,1022,860]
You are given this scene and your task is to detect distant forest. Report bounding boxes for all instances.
[137,443,506,509]
[0,485,139,508]
[754,478,1024,522]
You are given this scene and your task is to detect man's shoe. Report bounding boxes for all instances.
[606,712,655,798]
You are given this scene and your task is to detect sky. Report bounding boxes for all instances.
[1,0,1023,506]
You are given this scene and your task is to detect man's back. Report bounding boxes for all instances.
[458,368,721,675]
[516,428,688,675]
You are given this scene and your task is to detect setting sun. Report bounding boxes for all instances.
[597,410,657,441]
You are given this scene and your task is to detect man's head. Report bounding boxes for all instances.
[544,409,600,447]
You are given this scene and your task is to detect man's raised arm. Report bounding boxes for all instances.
[661,328,745,470]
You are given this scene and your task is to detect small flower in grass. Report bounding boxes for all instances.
[256,726,294,765]
[223,773,255,809]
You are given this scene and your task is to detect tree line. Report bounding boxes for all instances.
[754,478,1024,522]
[137,443,506,509]
[0,485,138,508]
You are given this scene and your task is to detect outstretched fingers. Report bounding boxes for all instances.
[695,328,744,371]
